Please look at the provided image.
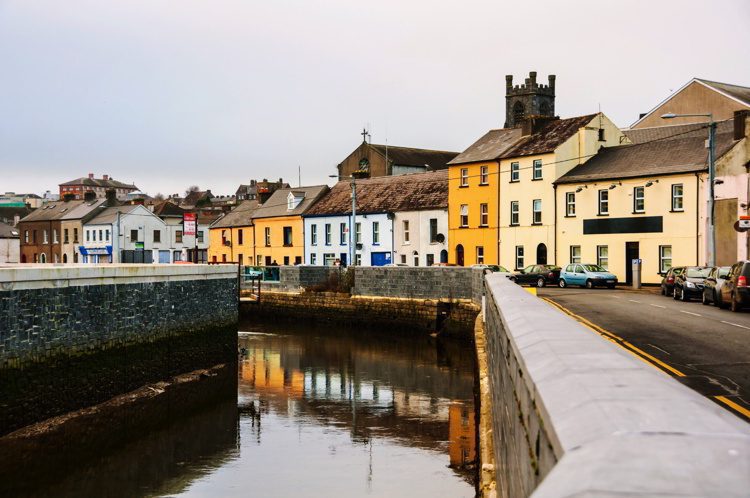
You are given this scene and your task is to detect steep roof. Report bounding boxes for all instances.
[304,170,448,216]
[252,185,330,219]
[448,128,523,165]
[19,200,102,223]
[501,114,597,158]
[86,205,148,225]
[368,144,459,170]
[697,79,750,107]
[211,200,260,228]
[0,221,19,239]
[152,201,186,218]
[624,118,734,144]
[59,176,138,190]
[556,127,739,184]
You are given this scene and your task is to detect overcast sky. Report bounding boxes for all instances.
[2,0,749,197]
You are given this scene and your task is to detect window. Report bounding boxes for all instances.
[510,201,519,226]
[73,228,78,243]
[310,253,317,265]
[324,253,336,266]
[659,245,672,274]
[130,229,138,242]
[64,229,69,244]
[324,224,331,245]
[633,186,645,213]
[532,159,543,180]
[597,245,609,270]
[460,168,469,187]
[566,192,576,217]
[570,245,581,264]
[598,128,606,141]
[311,224,318,245]
[98,230,103,241]
[53,229,58,244]
[598,190,609,215]
[479,203,489,226]
[532,199,542,225]
[355,223,361,244]
[153,230,161,243]
[197,231,204,243]
[413,251,419,266]
[176,230,183,243]
[429,218,438,243]
[221,230,228,245]
[33,230,37,243]
[479,165,489,185]
[24,230,28,243]
[265,227,271,246]
[403,220,410,242]
[283,226,293,247]
[43,230,48,244]
[476,246,485,264]
[426,254,435,266]
[459,205,468,227]
[106,230,110,241]
[401,254,407,264]
[515,246,524,270]
[672,184,684,211]
[373,221,380,244]
[355,253,362,266]
[510,162,519,182]
[92,230,96,242]
[340,223,347,245]
[238,229,244,245]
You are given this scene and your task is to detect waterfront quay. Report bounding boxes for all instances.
[1,264,750,497]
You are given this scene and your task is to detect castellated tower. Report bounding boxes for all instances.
[504,71,556,128]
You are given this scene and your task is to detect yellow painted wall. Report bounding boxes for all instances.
[447,162,499,265]
[252,215,304,265]
[208,225,256,265]
[556,173,701,284]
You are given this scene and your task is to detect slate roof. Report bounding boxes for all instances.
[304,170,448,216]
[501,114,597,158]
[211,200,260,228]
[0,221,19,238]
[19,200,103,222]
[698,78,750,106]
[448,128,523,165]
[59,176,138,190]
[368,144,459,170]
[182,190,213,206]
[252,185,330,219]
[556,127,739,184]
[152,201,185,218]
[86,205,147,225]
[624,119,734,144]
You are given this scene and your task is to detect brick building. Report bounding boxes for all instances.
[59,173,138,201]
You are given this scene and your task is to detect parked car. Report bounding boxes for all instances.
[702,266,731,306]
[720,261,750,312]
[472,264,510,273]
[672,266,711,301]
[660,266,686,296]
[558,264,618,289]
[509,264,561,287]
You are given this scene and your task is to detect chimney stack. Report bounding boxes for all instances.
[13,215,20,227]
[103,174,109,181]
[734,110,748,141]
[88,173,94,179]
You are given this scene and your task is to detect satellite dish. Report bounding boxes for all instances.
[436,233,445,243]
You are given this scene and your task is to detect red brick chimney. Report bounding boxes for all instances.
[88,173,94,179]
[103,174,109,181]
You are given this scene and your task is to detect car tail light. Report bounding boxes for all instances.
[548,272,554,278]
[739,276,747,287]
[667,277,674,284]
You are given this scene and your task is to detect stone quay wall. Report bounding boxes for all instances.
[353,266,485,303]
[482,274,750,497]
[0,264,239,436]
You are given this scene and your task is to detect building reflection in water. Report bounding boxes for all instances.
[237,323,477,486]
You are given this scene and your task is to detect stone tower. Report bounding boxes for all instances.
[504,71,556,128]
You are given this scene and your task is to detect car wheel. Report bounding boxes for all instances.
[558,279,567,288]
[716,292,723,308]
[681,288,689,302]
[673,287,679,300]
[702,292,710,305]
[731,293,741,313]
[536,277,546,288]
[585,279,593,289]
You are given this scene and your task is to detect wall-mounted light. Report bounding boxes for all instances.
[714,179,724,185]
[645,179,659,188]
[575,185,587,193]
[608,182,621,190]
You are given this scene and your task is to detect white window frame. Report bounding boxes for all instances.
[479,203,488,227]
[403,220,410,243]
[510,162,520,182]
[479,165,489,185]
[324,224,331,245]
[566,192,576,217]
[372,221,380,244]
[633,186,645,213]
[659,245,672,274]
[532,159,543,180]
[515,245,524,270]
[476,246,485,264]
[671,184,684,212]
[355,222,361,244]
[532,199,542,225]
[264,227,271,246]
[510,201,519,226]
[311,224,318,246]
[570,245,581,264]
[460,168,469,187]
[459,205,468,227]
[597,245,609,270]
[310,253,317,265]
[598,189,609,215]
[340,222,347,245]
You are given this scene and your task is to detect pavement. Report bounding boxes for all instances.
[537,285,750,422]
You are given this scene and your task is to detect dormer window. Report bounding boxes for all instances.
[287,192,305,211]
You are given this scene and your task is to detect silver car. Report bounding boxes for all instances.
[702,266,731,306]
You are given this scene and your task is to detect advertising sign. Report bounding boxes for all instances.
[183,213,197,236]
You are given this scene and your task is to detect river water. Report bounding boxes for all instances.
[0,322,478,498]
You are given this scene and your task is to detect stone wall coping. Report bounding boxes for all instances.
[484,274,750,497]
[0,264,238,291]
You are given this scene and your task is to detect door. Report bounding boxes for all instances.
[456,244,464,266]
[371,252,391,266]
[440,249,448,263]
[536,243,548,265]
[625,242,640,285]
[340,253,347,266]
[158,250,170,263]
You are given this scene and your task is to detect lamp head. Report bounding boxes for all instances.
[661,113,677,119]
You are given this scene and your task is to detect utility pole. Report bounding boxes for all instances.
[351,177,357,267]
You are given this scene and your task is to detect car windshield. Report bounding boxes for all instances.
[582,264,605,272]
[718,267,730,278]
[686,268,710,278]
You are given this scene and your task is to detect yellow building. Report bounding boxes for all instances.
[249,185,329,266]
[208,200,258,265]
[447,129,521,265]
[498,114,624,270]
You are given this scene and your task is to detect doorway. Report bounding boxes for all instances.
[456,244,464,266]
[625,241,640,284]
[536,243,548,264]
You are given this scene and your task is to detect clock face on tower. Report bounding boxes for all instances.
[358,158,370,171]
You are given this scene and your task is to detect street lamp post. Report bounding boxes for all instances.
[329,174,357,267]
[661,113,716,266]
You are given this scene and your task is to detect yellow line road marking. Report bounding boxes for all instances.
[541,297,686,377]
[525,287,537,296]
[715,396,750,419]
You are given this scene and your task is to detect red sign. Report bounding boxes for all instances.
[183,213,197,236]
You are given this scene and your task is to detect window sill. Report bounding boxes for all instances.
[531,178,543,181]
[631,211,645,215]
[478,224,489,228]
[459,185,469,188]
[597,213,609,217]
[509,223,519,227]
[564,215,576,218]
[531,222,542,226]
[509,180,519,184]
[670,209,685,213]
[459,226,469,229]
[478,182,489,186]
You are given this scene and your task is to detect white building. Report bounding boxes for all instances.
[303,170,447,266]
[0,221,20,263]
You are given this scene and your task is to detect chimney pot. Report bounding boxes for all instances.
[88,173,94,179]
[103,174,109,181]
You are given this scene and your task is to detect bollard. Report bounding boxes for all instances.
[631,259,642,289]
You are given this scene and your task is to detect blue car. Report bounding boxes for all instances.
[559,264,618,289]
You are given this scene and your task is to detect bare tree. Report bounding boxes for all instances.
[185,185,200,197]
[153,192,165,201]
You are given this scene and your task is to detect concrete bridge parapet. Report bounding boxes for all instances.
[482,274,750,497]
